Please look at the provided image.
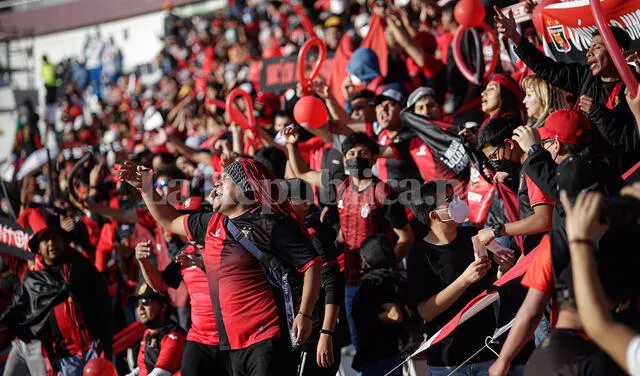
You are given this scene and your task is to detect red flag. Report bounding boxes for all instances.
[329,33,356,106]
[328,13,388,106]
[361,13,388,78]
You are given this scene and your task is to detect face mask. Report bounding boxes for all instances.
[489,158,520,176]
[435,196,470,223]
[345,157,372,179]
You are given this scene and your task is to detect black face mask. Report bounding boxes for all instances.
[488,158,519,174]
[488,158,521,190]
[345,157,373,179]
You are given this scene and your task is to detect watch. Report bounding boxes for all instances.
[491,223,504,238]
[529,144,543,155]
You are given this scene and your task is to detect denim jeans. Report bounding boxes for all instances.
[344,284,360,349]
[428,359,494,376]
[56,339,101,376]
[3,339,48,376]
[534,314,551,347]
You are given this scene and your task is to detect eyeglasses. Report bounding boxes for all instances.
[154,180,169,188]
[137,298,152,307]
[487,146,504,161]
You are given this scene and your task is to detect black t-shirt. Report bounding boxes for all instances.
[524,328,626,376]
[351,269,406,370]
[406,226,496,366]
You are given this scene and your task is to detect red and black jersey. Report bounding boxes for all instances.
[137,321,185,376]
[337,177,409,285]
[518,170,554,253]
[183,209,319,350]
[161,246,219,346]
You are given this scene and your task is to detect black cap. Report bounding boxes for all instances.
[28,227,61,253]
[128,283,170,304]
[556,154,624,203]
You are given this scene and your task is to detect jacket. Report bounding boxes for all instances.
[0,250,113,358]
[514,38,640,168]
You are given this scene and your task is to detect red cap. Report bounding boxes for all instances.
[539,109,592,145]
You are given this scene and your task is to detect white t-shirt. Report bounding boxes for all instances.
[627,335,640,376]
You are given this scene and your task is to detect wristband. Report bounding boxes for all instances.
[298,312,313,320]
[320,329,333,336]
[491,223,504,238]
[529,144,543,155]
[569,238,595,247]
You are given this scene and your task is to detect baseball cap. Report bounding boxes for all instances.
[128,283,170,305]
[539,109,592,145]
[374,83,408,107]
[28,227,61,253]
[407,87,437,109]
[324,15,342,29]
[348,90,376,106]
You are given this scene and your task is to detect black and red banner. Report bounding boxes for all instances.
[260,52,335,93]
[538,0,640,63]
[0,217,34,261]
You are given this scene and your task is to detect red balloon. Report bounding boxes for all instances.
[454,0,486,28]
[83,358,117,376]
[532,0,559,37]
[294,96,328,129]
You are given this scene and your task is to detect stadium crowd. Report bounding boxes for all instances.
[1,0,640,375]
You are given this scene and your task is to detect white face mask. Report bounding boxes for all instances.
[435,197,470,223]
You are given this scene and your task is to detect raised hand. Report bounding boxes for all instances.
[512,125,542,152]
[493,6,522,45]
[283,125,301,145]
[135,241,153,261]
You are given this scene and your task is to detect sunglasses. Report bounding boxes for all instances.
[154,180,170,188]
[137,298,152,307]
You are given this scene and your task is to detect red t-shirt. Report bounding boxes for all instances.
[520,234,558,327]
[162,246,219,346]
[525,175,555,208]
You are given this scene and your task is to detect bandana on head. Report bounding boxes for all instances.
[223,159,308,237]
[490,74,524,103]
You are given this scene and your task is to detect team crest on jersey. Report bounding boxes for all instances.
[241,227,251,237]
[547,25,571,53]
[210,229,221,238]
[360,203,370,218]
[338,199,344,209]
[183,198,192,209]
[416,144,428,156]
